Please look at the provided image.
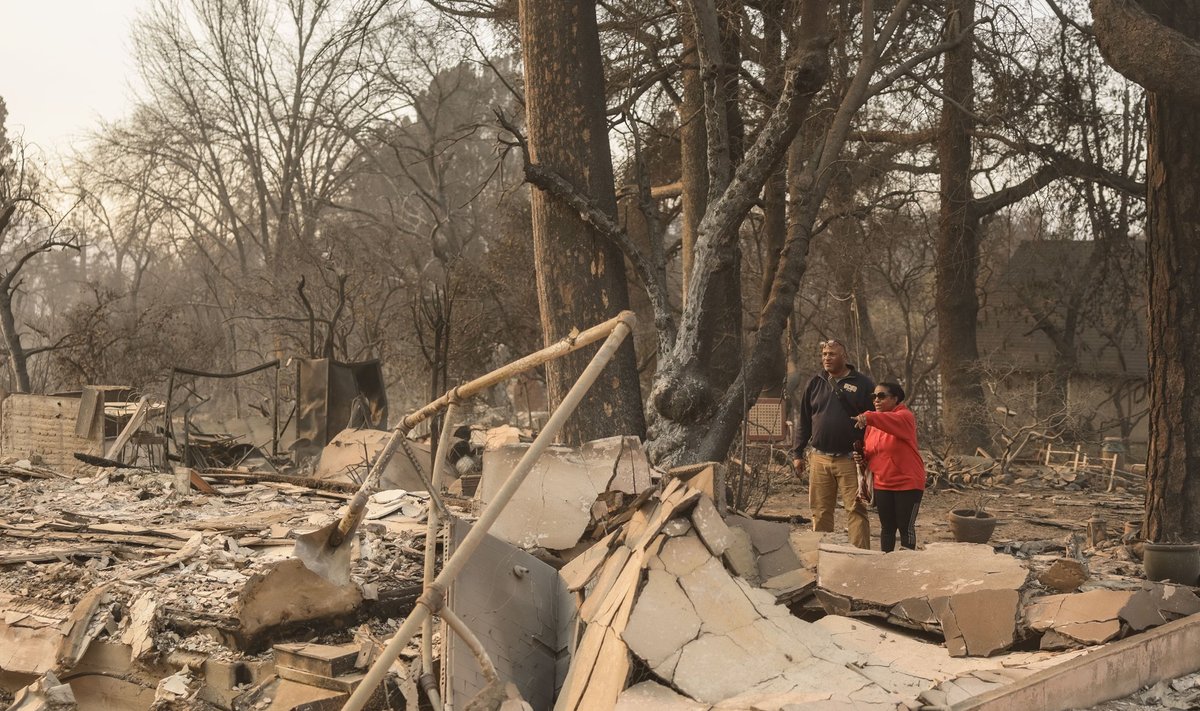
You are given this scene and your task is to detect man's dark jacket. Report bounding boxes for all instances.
[790,367,875,458]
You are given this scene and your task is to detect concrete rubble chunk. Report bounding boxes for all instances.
[1144,581,1200,617]
[479,444,607,550]
[581,435,653,495]
[480,438,654,551]
[679,556,762,635]
[658,531,717,579]
[1120,589,1168,631]
[689,496,731,556]
[237,559,363,638]
[1022,586,1177,649]
[1037,557,1089,593]
[722,525,758,581]
[623,569,703,669]
[935,589,1019,657]
[726,515,804,580]
[8,671,78,711]
[761,568,817,604]
[817,542,1029,657]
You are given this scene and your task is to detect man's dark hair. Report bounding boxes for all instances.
[880,381,906,403]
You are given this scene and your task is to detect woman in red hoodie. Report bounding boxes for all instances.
[851,382,925,551]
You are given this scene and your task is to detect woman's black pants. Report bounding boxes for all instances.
[874,489,923,552]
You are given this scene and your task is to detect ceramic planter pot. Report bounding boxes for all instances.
[1143,542,1200,585]
[947,509,997,544]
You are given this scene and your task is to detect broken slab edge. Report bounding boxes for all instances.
[952,611,1200,711]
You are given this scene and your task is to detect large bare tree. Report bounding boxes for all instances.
[1092,0,1200,542]
[517,0,647,443]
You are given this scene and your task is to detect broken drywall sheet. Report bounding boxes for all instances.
[609,506,955,708]
[816,542,1030,657]
[444,518,574,711]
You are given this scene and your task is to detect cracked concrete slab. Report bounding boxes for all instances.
[726,515,803,580]
[615,681,707,710]
[623,569,702,670]
[935,589,1019,657]
[478,444,609,550]
[690,496,731,557]
[817,542,1029,656]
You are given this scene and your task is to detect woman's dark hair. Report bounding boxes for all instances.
[880,381,906,403]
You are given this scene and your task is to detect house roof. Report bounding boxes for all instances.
[976,239,1147,378]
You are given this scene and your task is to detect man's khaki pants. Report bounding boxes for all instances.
[809,451,871,549]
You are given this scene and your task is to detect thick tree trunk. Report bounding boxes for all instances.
[679,1,745,403]
[934,0,990,454]
[1144,55,1200,542]
[519,0,646,443]
[1092,0,1200,541]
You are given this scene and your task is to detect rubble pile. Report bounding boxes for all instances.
[0,426,1197,711]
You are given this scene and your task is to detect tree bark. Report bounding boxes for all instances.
[519,0,646,443]
[935,0,991,453]
[1092,0,1200,541]
[0,293,31,393]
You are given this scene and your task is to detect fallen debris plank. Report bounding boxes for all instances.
[0,545,116,565]
[200,468,359,493]
[127,532,204,581]
[104,396,158,460]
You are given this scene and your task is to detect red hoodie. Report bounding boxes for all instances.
[863,404,926,491]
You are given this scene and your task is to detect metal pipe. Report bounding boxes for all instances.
[325,311,635,550]
[420,401,460,711]
[340,317,634,711]
[440,606,498,684]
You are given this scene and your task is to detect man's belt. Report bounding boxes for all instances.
[811,448,853,458]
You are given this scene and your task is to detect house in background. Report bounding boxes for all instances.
[976,239,1148,456]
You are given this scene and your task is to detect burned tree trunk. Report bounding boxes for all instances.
[0,292,30,393]
[519,0,646,443]
[1092,0,1200,541]
[934,0,991,454]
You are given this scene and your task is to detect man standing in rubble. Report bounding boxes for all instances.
[791,339,875,549]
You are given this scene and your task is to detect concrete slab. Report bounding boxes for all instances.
[615,681,707,710]
[479,444,609,550]
[722,526,757,580]
[623,569,702,670]
[690,496,731,557]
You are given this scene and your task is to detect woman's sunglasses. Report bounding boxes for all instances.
[872,392,891,400]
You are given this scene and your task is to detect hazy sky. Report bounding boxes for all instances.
[0,0,155,157]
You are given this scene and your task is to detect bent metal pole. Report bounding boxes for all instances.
[340,315,635,711]
[299,310,638,566]
[419,400,460,711]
